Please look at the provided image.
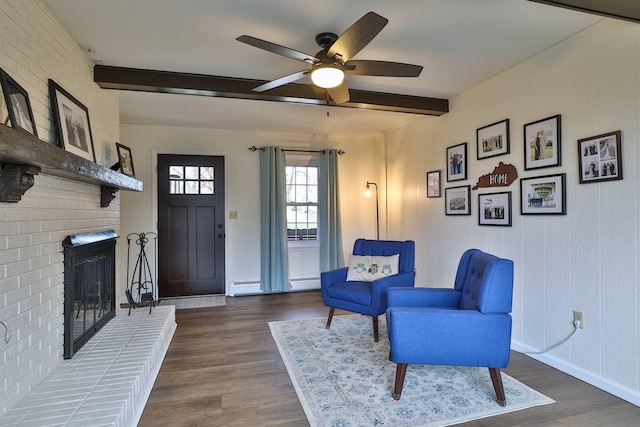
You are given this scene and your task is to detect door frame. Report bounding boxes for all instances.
[152,149,230,296]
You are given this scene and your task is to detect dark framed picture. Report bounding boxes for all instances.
[116,143,135,177]
[524,114,561,170]
[477,119,509,160]
[446,142,467,182]
[445,185,471,215]
[520,173,566,215]
[426,170,441,198]
[49,79,96,161]
[478,192,512,226]
[0,68,37,137]
[577,130,622,184]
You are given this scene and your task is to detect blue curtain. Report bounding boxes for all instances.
[259,147,291,293]
[319,149,344,272]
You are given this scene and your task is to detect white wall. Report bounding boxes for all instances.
[0,0,120,415]
[382,19,640,405]
[119,122,381,295]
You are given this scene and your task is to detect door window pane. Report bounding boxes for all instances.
[185,166,199,180]
[170,180,184,194]
[169,166,183,179]
[185,181,199,194]
[201,181,214,194]
[200,167,214,180]
[168,165,216,195]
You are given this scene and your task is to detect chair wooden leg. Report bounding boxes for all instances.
[372,316,379,342]
[392,363,408,400]
[325,307,335,329]
[489,367,506,407]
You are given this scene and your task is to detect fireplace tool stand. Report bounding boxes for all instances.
[126,232,157,315]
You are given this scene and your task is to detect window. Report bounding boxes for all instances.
[169,165,214,194]
[285,155,318,241]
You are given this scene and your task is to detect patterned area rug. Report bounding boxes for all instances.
[160,295,226,309]
[269,315,554,427]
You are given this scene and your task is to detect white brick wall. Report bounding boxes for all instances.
[0,0,121,415]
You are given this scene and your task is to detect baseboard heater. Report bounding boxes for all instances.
[229,278,320,296]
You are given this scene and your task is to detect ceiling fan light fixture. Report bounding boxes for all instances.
[310,64,344,88]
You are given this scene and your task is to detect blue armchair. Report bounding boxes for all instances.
[321,239,415,342]
[386,249,514,405]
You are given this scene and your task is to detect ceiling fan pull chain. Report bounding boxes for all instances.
[326,90,330,117]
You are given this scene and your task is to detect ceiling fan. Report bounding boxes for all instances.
[236,11,423,105]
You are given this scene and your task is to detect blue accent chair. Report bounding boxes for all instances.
[321,239,415,342]
[386,249,514,405]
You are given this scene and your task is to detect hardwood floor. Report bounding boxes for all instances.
[139,291,640,426]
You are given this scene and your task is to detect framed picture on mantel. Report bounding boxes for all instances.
[116,143,135,177]
[0,68,38,137]
[49,79,96,162]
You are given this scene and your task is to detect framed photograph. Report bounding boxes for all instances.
[116,143,135,177]
[0,68,37,137]
[445,185,471,215]
[477,119,510,160]
[520,173,566,215]
[478,191,512,226]
[524,114,561,170]
[577,130,622,184]
[446,142,467,182]
[49,79,96,161]
[426,170,441,198]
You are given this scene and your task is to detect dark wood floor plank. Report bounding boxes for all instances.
[139,291,640,426]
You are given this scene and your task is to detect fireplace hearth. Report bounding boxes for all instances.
[63,230,118,359]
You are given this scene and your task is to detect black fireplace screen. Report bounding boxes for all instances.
[63,230,117,359]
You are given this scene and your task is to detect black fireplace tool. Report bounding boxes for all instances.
[126,232,157,315]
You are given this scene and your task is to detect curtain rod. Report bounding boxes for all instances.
[248,146,345,155]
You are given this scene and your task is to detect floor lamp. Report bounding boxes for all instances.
[365,182,379,240]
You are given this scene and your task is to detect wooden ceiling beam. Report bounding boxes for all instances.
[93,65,449,116]
[527,1,640,23]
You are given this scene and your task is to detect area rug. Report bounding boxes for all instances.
[269,315,554,427]
[160,295,226,309]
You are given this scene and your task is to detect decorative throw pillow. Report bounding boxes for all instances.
[346,255,371,282]
[368,254,400,281]
[346,254,400,282]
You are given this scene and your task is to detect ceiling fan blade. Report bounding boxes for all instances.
[327,12,388,62]
[237,35,319,64]
[327,81,350,104]
[344,60,423,77]
[252,70,309,92]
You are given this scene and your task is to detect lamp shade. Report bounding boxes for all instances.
[310,65,344,89]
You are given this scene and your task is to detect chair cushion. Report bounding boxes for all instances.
[326,281,373,306]
[346,254,399,282]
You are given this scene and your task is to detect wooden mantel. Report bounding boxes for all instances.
[0,124,142,206]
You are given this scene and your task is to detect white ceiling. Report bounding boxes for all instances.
[41,0,602,138]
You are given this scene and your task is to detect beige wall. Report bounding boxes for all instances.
[119,122,384,296]
[382,19,640,405]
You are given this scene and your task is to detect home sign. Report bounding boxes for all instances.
[472,162,518,190]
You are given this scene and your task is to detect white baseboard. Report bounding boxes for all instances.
[228,278,320,296]
[511,340,640,407]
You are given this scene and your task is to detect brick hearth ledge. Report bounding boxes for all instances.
[0,305,176,426]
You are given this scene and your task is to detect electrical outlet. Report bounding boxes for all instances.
[573,311,584,329]
[229,211,238,220]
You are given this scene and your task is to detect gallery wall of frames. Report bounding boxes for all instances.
[431,112,622,226]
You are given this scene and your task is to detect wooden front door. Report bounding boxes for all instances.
[157,154,225,297]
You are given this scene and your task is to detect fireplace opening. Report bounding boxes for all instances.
[63,230,118,359]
